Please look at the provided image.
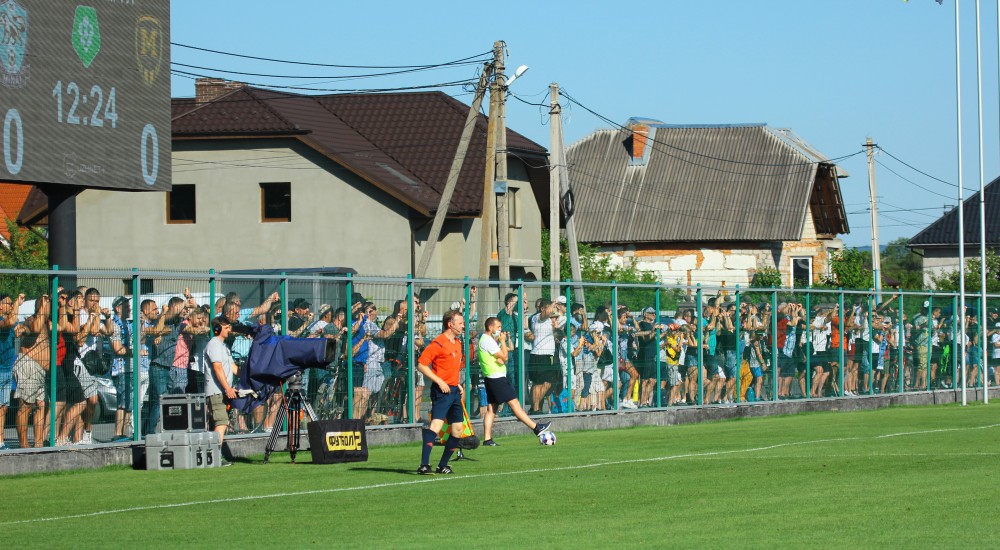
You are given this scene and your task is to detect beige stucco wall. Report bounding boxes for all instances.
[411,159,542,281]
[77,139,542,280]
[595,209,843,289]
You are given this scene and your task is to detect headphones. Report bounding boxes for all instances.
[213,323,224,336]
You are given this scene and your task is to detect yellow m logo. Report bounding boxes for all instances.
[138,27,158,57]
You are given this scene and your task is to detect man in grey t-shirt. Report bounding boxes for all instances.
[204,317,236,444]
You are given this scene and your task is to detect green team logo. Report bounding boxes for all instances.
[71,5,100,68]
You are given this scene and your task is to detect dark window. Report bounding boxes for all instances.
[167,184,196,224]
[792,257,812,289]
[260,182,291,222]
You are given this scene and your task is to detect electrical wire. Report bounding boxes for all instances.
[170,60,486,82]
[876,145,977,193]
[172,42,491,69]
[873,158,956,200]
[171,69,475,94]
[559,89,864,169]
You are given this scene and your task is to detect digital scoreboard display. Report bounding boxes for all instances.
[0,0,170,191]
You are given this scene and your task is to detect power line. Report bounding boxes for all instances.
[873,158,956,200]
[172,42,492,69]
[559,89,864,169]
[170,60,485,82]
[171,69,475,94]
[876,145,977,192]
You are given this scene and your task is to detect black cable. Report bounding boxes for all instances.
[171,42,491,69]
[560,89,863,169]
[170,60,485,81]
[876,145,977,192]
[171,69,475,94]
[874,159,955,200]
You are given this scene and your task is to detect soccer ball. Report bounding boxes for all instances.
[538,431,557,446]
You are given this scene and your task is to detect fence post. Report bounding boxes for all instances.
[805,287,812,398]
[734,285,742,403]
[868,291,875,396]
[897,291,904,394]
[565,279,574,412]
[345,273,354,418]
[280,272,288,432]
[926,292,934,392]
[463,277,471,411]
[407,274,415,424]
[696,284,703,406]
[654,286,661,408]
[516,281,525,405]
[48,265,59,447]
[951,293,958,390]
[838,288,845,398]
[612,282,620,410]
[131,269,141,440]
[770,288,778,401]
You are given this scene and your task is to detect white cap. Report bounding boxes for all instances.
[590,321,606,332]
[555,296,567,304]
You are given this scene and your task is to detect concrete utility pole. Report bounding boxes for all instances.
[415,66,491,279]
[549,83,584,303]
[548,84,561,296]
[478,42,501,283]
[865,138,881,297]
[495,42,510,284]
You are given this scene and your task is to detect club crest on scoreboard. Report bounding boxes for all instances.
[135,15,162,86]
[0,0,29,88]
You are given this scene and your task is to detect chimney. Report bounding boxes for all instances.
[195,78,246,104]
[631,124,650,161]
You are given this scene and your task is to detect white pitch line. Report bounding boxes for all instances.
[4,422,999,527]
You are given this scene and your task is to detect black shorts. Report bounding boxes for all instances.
[62,358,84,404]
[778,354,796,377]
[429,385,464,423]
[636,359,657,379]
[484,376,517,406]
[54,358,67,402]
[528,354,559,385]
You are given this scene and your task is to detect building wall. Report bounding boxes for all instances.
[919,247,999,288]
[76,139,543,280]
[411,159,543,281]
[595,210,842,288]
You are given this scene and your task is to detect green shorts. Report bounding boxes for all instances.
[206,393,229,429]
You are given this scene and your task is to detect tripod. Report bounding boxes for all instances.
[263,373,318,464]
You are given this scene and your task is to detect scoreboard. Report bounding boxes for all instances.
[0,0,170,191]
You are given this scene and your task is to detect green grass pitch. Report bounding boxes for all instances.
[1,403,997,548]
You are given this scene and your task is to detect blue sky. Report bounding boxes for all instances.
[170,0,997,248]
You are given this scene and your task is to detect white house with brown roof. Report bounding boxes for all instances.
[566,119,849,288]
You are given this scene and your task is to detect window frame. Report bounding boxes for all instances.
[166,184,196,224]
[260,181,292,223]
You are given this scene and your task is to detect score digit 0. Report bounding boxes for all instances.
[4,108,24,175]
[140,124,159,186]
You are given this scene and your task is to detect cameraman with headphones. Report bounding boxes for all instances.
[204,317,237,453]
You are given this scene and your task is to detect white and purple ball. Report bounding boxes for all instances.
[538,431,557,446]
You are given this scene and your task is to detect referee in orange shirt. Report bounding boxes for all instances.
[416,309,467,475]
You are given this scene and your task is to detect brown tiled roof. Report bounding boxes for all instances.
[0,183,31,239]
[172,87,547,216]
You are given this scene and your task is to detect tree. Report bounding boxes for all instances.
[823,248,873,290]
[880,237,923,290]
[541,229,680,311]
[0,218,49,298]
[929,249,1000,294]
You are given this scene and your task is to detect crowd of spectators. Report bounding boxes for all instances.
[0,284,998,449]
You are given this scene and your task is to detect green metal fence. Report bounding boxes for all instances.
[0,267,996,450]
